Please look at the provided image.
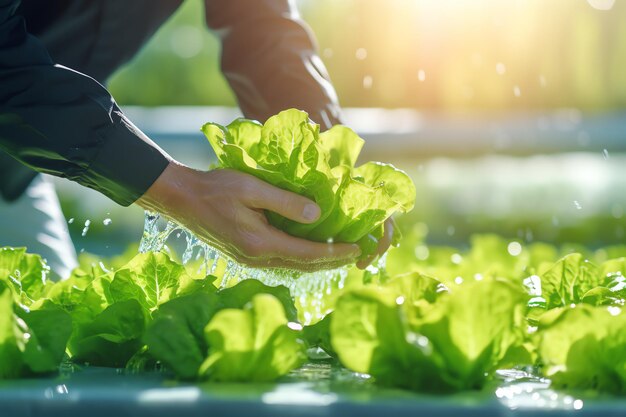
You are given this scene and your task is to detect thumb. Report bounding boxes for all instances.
[245,180,321,224]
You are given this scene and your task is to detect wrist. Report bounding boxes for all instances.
[136,161,193,213]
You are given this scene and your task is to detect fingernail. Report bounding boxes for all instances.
[302,203,320,221]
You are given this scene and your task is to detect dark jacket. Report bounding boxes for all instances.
[0,0,341,205]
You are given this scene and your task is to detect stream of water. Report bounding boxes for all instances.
[138,211,350,323]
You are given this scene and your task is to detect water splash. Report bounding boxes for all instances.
[139,211,350,324]
[494,369,584,411]
[81,220,91,237]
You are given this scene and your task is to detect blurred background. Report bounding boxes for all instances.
[54,0,626,256]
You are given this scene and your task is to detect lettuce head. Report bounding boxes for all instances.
[201,109,416,257]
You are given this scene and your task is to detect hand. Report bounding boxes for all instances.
[137,162,362,271]
[356,217,394,269]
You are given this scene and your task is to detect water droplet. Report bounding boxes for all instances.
[573,399,584,410]
[287,322,303,331]
[507,241,522,256]
[417,69,426,82]
[608,306,621,316]
[602,148,609,160]
[513,86,521,97]
[355,48,367,60]
[416,335,429,348]
[103,218,112,226]
[169,25,204,59]
[395,296,405,305]
[81,220,91,237]
[362,75,373,89]
[326,237,334,244]
[451,253,463,264]
[496,62,506,75]
[68,218,74,224]
[414,245,429,260]
[454,276,464,285]
[574,200,582,210]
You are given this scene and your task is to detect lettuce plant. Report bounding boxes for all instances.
[535,304,626,393]
[200,294,306,382]
[0,249,71,378]
[202,109,416,256]
[144,280,302,381]
[330,275,529,391]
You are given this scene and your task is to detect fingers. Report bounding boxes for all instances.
[247,256,357,272]
[262,226,361,263]
[231,219,361,271]
[356,256,373,270]
[377,218,394,256]
[243,177,321,224]
[356,218,394,270]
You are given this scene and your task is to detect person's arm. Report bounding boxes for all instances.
[0,0,169,206]
[0,0,360,270]
[205,0,342,130]
[205,0,392,265]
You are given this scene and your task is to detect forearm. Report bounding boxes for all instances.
[205,0,343,128]
[0,0,170,206]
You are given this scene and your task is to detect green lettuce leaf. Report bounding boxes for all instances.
[535,304,626,393]
[201,109,415,257]
[331,278,527,391]
[417,278,528,388]
[302,312,335,357]
[199,293,306,382]
[0,282,71,378]
[144,291,220,379]
[45,251,216,367]
[145,279,298,379]
[539,253,599,309]
[0,247,51,305]
[67,299,147,367]
[330,287,448,391]
[218,279,298,322]
[0,283,26,378]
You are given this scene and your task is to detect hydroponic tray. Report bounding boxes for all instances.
[1,363,623,417]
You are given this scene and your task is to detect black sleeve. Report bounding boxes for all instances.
[204,0,343,129]
[0,0,171,206]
